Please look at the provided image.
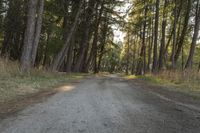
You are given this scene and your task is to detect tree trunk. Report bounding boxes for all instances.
[50,0,83,71]
[136,2,147,75]
[147,17,154,71]
[152,0,160,73]
[97,41,106,73]
[126,30,130,75]
[66,38,75,72]
[97,14,108,73]
[86,1,104,73]
[131,38,137,74]
[73,0,96,72]
[31,0,44,66]
[164,0,182,60]
[174,0,191,64]
[158,0,168,70]
[1,32,11,57]
[185,1,200,69]
[171,0,178,69]
[20,0,38,73]
[94,2,105,74]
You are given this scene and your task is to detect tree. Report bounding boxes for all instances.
[31,0,44,66]
[152,0,160,73]
[50,0,83,71]
[73,0,97,72]
[174,0,191,64]
[1,0,25,59]
[158,0,168,70]
[20,0,39,73]
[171,0,178,69]
[185,0,200,69]
[136,0,148,75]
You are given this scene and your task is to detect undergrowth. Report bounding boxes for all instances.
[0,58,88,104]
[137,70,200,99]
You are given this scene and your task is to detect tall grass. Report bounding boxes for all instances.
[0,58,87,104]
[153,70,200,84]
[142,70,200,98]
[0,58,20,77]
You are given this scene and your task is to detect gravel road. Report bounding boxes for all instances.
[0,75,200,133]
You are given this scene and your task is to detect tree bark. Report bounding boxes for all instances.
[126,30,130,75]
[147,17,154,71]
[136,1,147,75]
[152,0,160,73]
[50,0,83,71]
[73,0,97,72]
[185,1,200,69]
[171,0,178,69]
[174,0,191,64]
[131,38,137,74]
[31,0,44,66]
[85,1,104,73]
[66,38,75,72]
[164,0,182,60]
[20,0,38,73]
[158,0,168,70]
[97,14,108,73]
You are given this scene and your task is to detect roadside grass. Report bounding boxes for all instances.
[124,70,200,99]
[0,58,89,104]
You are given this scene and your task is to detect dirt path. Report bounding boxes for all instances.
[0,75,200,133]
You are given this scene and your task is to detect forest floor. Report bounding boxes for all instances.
[0,72,89,120]
[0,75,200,133]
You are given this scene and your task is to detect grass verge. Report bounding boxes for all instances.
[0,72,89,104]
[0,58,90,119]
[124,71,200,99]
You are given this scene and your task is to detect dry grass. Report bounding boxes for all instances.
[138,70,200,99]
[0,58,20,77]
[154,70,200,84]
[0,58,88,104]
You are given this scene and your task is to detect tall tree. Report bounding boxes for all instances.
[31,0,44,66]
[174,0,191,64]
[20,0,38,73]
[171,0,178,69]
[136,1,147,75]
[158,0,168,70]
[50,0,83,71]
[152,0,160,73]
[73,0,97,72]
[185,0,200,69]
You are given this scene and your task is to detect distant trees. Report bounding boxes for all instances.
[1,0,25,60]
[122,0,200,75]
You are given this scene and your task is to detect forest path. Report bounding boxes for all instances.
[0,75,200,133]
